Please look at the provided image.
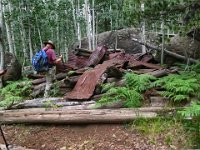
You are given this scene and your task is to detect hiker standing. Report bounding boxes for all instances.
[42,40,62,98]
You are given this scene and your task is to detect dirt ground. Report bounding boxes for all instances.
[0,124,177,150]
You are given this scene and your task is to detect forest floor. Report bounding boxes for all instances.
[0,122,193,150]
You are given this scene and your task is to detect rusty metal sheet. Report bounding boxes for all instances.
[87,45,108,66]
[65,58,125,100]
[66,52,89,69]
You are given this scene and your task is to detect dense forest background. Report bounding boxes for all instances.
[0,0,200,66]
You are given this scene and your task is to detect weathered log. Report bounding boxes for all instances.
[147,69,169,77]
[12,97,95,109]
[27,74,45,79]
[32,73,67,85]
[132,38,197,63]
[32,78,46,85]
[132,69,156,74]
[0,107,175,124]
[31,79,66,97]
[106,77,121,83]
[64,75,80,88]
[32,83,46,91]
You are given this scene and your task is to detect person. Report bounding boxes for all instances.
[42,40,62,98]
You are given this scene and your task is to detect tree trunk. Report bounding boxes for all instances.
[77,0,82,48]
[3,4,14,54]
[0,0,4,88]
[70,0,78,41]
[92,0,95,50]
[141,2,146,54]
[29,26,33,62]
[84,0,92,51]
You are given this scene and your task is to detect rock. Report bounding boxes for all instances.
[73,28,158,54]
[159,34,200,64]
[169,34,200,59]
[2,52,22,85]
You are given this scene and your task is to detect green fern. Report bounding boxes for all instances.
[154,74,199,102]
[180,102,200,117]
[101,82,115,93]
[97,87,142,108]
[124,73,157,92]
[0,78,32,108]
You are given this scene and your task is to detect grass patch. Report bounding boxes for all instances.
[128,117,199,149]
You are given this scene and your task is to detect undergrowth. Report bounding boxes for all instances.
[97,67,200,108]
[97,73,156,108]
[128,117,199,149]
[0,78,32,108]
[154,73,200,102]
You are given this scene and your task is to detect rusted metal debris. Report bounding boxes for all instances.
[27,45,166,100]
[87,45,108,67]
[65,58,126,100]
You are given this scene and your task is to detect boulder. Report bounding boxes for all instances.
[73,28,158,54]
[168,34,200,59]
[2,52,22,84]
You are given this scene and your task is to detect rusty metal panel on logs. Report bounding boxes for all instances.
[66,52,88,69]
[87,45,108,66]
[65,59,125,100]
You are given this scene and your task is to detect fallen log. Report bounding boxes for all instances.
[31,79,66,97]
[64,75,80,88]
[12,97,95,109]
[27,74,45,79]
[147,69,169,77]
[0,107,178,124]
[32,73,67,85]
[132,38,197,63]
[132,69,156,74]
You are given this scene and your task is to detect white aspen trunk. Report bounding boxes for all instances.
[56,14,60,54]
[70,0,78,39]
[95,12,98,46]
[0,1,4,88]
[141,2,146,54]
[28,26,33,62]
[109,3,113,31]
[8,2,16,55]
[3,4,14,54]
[161,18,165,65]
[84,0,92,51]
[19,16,28,67]
[35,16,43,48]
[77,0,81,48]
[92,0,95,50]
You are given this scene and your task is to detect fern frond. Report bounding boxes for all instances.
[179,102,200,117]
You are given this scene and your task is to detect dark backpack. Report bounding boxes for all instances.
[32,49,49,72]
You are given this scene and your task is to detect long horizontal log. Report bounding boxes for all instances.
[0,107,178,124]
[132,38,198,63]
[32,73,67,85]
[12,97,95,109]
